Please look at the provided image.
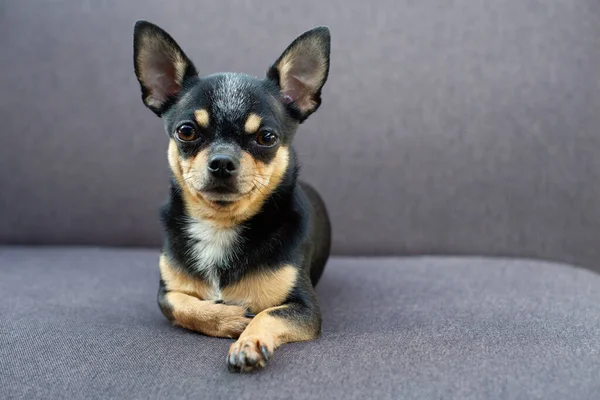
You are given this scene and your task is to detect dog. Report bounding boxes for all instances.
[133,21,331,372]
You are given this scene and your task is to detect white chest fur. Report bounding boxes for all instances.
[186,219,240,294]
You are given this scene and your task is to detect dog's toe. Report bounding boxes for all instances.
[227,336,274,373]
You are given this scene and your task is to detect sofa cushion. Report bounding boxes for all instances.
[1,247,599,400]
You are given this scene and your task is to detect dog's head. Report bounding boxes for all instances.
[133,21,330,224]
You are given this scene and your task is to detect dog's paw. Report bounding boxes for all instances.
[227,335,274,373]
[213,303,253,339]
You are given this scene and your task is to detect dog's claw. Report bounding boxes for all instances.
[239,351,247,366]
[228,352,238,370]
[261,345,270,361]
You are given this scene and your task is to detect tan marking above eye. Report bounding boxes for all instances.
[194,109,210,127]
[244,113,262,134]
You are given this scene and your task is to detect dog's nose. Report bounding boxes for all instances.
[207,154,239,178]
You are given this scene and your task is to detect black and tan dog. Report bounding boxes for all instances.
[133,21,331,372]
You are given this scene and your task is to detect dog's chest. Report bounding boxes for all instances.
[186,220,239,297]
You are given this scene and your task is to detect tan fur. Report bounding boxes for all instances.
[167,139,290,227]
[194,109,210,128]
[136,34,188,108]
[244,113,262,134]
[159,254,213,299]
[276,37,328,112]
[222,265,297,314]
[241,306,316,345]
[228,305,317,370]
[165,292,249,338]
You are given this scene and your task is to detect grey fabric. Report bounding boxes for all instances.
[1,1,600,271]
[1,247,600,400]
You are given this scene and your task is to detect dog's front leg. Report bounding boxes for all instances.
[227,299,321,372]
[158,254,253,338]
[160,290,252,338]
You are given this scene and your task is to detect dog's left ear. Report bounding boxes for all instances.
[267,27,331,122]
[133,20,198,116]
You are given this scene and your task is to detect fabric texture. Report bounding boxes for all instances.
[1,247,600,400]
[1,0,600,271]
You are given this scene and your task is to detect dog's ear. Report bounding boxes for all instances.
[133,21,197,116]
[267,27,330,122]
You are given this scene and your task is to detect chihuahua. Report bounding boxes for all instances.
[133,21,331,372]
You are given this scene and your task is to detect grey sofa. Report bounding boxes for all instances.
[2,1,600,399]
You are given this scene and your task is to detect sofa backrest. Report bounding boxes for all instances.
[1,0,599,269]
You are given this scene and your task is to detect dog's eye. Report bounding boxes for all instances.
[256,130,278,147]
[176,124,198,141]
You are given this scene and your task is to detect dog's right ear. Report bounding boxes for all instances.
[133,21,197,116]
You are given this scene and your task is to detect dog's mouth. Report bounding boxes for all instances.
[198,183,256,207]
[203,184,237,194]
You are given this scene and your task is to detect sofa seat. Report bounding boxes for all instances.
[1,247,599,400]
